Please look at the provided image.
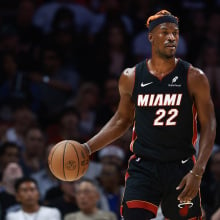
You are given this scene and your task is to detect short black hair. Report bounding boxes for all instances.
[0,141,20,156]
[14,176,38,192]
[77,177,99,192]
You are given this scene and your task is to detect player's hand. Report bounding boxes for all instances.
[176,171,202,203]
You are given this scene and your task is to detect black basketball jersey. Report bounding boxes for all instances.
[131,59,197,161]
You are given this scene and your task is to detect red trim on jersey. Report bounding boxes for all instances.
[126,200,158,215]
[120,205,123,217]
[186,64,192,96]
[192,155,196,164]
[125,171,130,182]
[192,103,198,146]
[187,65,198,147]
[130,122,137,152]
[188,217,202,220]
[120,154,137,218]
[124,155,136,182]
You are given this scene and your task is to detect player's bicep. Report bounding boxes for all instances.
[117,93,135,122]
[117,67,135,122]
[189,68,215,125]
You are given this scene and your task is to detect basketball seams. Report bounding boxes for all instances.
[48,140,89,181]
[49,142,63,175]
[69,141,80,179]
[63,141,68,180]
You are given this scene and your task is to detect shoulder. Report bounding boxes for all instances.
[64,212,80,220]
[6,210,22,219]
[119,67,136,96]
[188,65,210,96]
[188,65,205,77]
[188,65,209,84]
[97,210,117,219]
[120,67,136,81]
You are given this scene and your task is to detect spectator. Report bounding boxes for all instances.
[0,162,23,220]
[69,82,100,139]
[31,144,59,201]
[47,6,86,72]
[46,106,81,145]
[92,21,134,84]
[95,76,120,132]
[98,163,124,220]
[0,25,19,56]
[64,178,117,220]
[0,52,36,109]
[29,45,79,124]
[45,180,79,218]
[201,148,220,219]
[9,0,43,71]
[0,141,20,180]
[98,145,125,168]
[19,126,45,176]
[5,176,61,220]
[195,41,220,145]
[5,104,37,148]
[32,0,94,34]
[89,0,133,36]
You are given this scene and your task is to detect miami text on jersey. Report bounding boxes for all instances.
[137,93,183,107]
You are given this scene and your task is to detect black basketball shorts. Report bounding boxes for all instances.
[121,155,202,220]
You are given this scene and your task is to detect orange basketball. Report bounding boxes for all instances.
[48,140,89,181]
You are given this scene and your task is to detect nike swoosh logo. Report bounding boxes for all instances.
[141,82,153,87]
[136,157,141,162]
[181,158,189,164]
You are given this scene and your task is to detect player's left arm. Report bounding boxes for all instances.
[177,66,216,202]
[189,67,216,176]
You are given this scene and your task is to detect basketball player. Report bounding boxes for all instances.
[81,10,216,220]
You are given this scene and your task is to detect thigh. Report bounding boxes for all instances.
[121,156,162,219]
[160,158,202,220]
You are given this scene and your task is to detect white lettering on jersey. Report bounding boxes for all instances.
[153,94,163,106]
[137,94,182,107]
[137,94,149,106]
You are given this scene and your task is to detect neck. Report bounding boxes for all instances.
[148,56,177,78]
[22,204,40,213]
[83,207,98,215]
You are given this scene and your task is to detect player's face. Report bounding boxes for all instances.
[150,23,179,58]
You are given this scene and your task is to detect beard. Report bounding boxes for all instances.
[157,48,176,59]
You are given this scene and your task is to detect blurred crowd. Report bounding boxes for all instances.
[0,0,220,220]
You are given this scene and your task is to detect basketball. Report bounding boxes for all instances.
[48,140,89,181]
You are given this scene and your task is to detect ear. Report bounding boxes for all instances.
[148,32,153,43]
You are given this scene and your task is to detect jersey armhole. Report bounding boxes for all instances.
[131,65,137,102]
[186,64,194,103]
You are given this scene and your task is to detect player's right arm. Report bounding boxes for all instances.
[84,67,136,154]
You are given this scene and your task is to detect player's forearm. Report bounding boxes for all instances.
[86,111,133,154]
[193,119,216,175]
